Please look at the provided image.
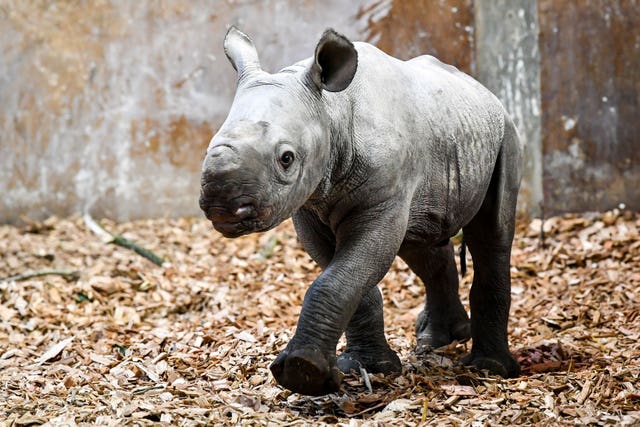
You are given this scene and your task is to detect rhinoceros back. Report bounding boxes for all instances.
[344,43,511,238]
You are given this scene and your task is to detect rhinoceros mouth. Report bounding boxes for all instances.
[211,219,272,238]
[206,204,276,238]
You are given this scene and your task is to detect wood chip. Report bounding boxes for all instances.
[34,337,74,365]
[441,385,477,396]
[0,211,638,424]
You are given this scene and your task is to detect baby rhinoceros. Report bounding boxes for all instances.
[199,27,523,396]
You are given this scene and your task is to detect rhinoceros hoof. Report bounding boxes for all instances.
[415,316,471,354]
[337,347,402,375]
[270,347,343,396]
[460,350,521,378]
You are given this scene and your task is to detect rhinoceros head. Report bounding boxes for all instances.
[199,27,357,237]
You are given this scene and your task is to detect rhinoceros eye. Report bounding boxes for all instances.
[280,151,294,169]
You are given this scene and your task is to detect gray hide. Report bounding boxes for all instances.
[200,27,523,396]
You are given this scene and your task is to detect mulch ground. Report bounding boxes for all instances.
[1,210,639,426]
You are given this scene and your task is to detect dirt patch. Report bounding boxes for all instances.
[1,211,638,425]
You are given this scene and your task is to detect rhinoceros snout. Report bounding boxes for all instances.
[201,145,240,181]
[199,146,248,204]
[199,183,270,237]
[199,141,277,236]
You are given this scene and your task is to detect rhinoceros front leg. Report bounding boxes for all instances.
[270,205,407,395]
[292,209,401,377]
[399,241,471,352]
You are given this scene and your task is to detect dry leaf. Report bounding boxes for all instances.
[0,212,637,425]
[35,337,74,365]
[441,385,477,396]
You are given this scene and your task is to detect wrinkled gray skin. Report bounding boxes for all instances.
[200,27,523,396]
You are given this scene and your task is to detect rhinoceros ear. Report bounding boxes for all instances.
[224,26,261,78]
[308,29,358,93]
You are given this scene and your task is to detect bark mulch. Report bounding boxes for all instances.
[0,210,638,426]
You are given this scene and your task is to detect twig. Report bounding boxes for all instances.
[422,398,429,423]
[576,379,592,404]
[359,366,373,394]
[133,385,165,395]
[83,213,165,266]
[111,235,165,266]
[346,399,390,418]
[83,212,113,243]
[0,270,79,284]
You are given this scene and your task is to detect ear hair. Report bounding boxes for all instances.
[308,29,358,93]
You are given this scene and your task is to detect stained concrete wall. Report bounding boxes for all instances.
[1,0,638,223]
[0,0,473,223]
[474,0,639,215]
[475,0,542,216]
[1,1,226,222]
[538,0,640,214]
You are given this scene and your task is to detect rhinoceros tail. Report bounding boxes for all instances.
[459,239,467,277]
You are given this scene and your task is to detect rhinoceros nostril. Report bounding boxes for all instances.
[234,204,258,220]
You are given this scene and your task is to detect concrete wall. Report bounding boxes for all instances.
[1,1,224,222]
[1,0,638,223]
[475,0,542,216]
[0,0,473,223]
[538,0,640,214]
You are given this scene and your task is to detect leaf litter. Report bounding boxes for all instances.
[0,210,638,425]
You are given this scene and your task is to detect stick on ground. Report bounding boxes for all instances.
[83,213,165,266]
[0,270,79,284]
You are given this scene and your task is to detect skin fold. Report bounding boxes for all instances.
[199,27,523,396]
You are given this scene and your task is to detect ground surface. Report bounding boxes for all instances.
[0,211,639,426]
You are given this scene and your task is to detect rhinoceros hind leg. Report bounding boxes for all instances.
[337,286,402,375]
[399,241,471,353]
[460,120,522,378]
[459,350,520,378]
[414,306,471,352]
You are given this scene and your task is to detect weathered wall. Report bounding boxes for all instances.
[358,0,474,71]
[1,0,638,223]
[538,0,640,213]
[474,0,639,215]
[475,0,542,216]
[1,1,225,222]
[0,0,473,223]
